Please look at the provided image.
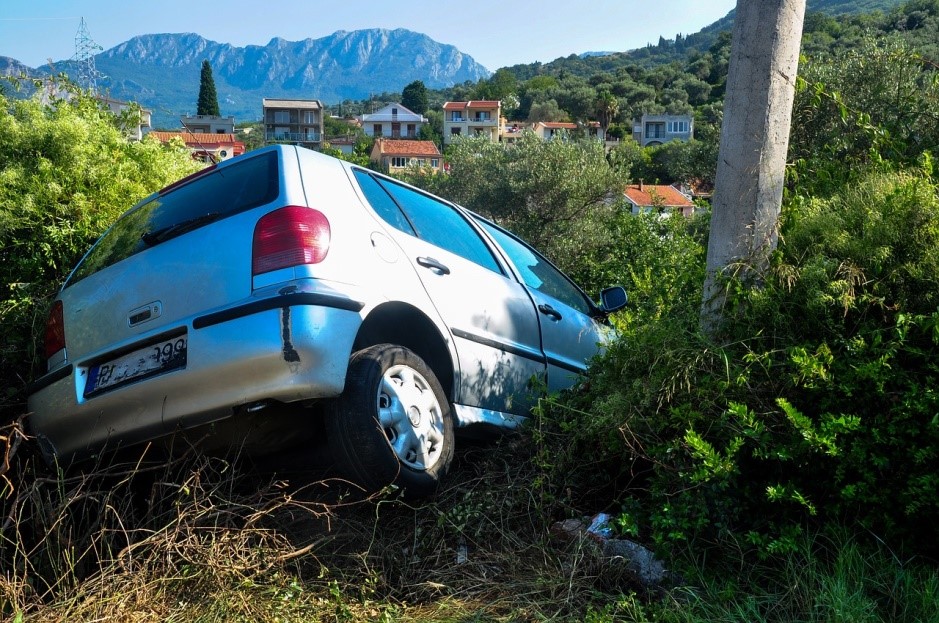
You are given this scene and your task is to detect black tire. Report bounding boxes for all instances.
[326,344,454,498]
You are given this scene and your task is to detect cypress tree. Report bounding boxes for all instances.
[401,80,428,115]
[196,59,221,116]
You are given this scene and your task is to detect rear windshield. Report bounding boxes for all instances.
[66,151,279,286]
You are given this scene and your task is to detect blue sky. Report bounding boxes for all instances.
[1,0,736,71]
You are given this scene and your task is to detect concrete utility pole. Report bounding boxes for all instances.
[701,0,806,330]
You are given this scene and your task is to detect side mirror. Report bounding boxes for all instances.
[599,286,627,313]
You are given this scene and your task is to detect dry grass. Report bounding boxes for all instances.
[0,419,637,622]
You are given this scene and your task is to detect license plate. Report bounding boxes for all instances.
[85,335,187,396]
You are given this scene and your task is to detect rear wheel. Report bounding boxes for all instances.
[327,344,454,498]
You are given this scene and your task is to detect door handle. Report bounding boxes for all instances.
[416,256,451,275]
[538,303,562,321]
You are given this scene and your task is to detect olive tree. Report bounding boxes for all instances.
[423,133,628,279]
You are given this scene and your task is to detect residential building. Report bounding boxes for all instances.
[623,182,696,217]
[530,121,578,140]
[325,135,357,156]
[632,113,694,147]
[370,138,442,173]
[180,114,235,134]
[98,96,152,141]
[262,98,324,148]
[443,100,501,145]
[149,131,245,164]
[357,103,426,139]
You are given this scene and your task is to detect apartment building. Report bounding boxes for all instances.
[262,98,324,148]
[442,100,501,145]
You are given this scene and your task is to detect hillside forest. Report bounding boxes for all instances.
[1,0,939,621]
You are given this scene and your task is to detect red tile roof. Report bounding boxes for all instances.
[624,184,694,207]
[149,131,239,146]
[373,138,441,156]
[148,131,245,157]
[443,100,501,110]
[540,122,577,129]
[466,100,500,108]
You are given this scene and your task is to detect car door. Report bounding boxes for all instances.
[477,219,611,394]
[351,170,545,415]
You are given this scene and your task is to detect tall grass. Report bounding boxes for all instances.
[2,419,939,621]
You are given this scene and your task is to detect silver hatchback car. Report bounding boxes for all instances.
[28,145,626,496]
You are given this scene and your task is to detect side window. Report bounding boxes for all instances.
[478,219,592,315]
[378,179,503,275]
[352,169,415,235]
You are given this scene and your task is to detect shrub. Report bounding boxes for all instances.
[536,163,939,558]
[0,80,200,420]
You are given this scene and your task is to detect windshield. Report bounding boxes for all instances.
[66,151,279,286]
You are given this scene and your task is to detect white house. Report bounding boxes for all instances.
[357,103,427,139]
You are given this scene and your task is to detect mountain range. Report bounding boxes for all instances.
[0,0,908,129]
[1,29,489,128]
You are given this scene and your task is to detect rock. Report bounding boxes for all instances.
[551,513,673,590]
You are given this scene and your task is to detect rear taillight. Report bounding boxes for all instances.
[44,300,66,360]
[252,206,331,276]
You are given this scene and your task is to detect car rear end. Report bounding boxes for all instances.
[27,145,369,461]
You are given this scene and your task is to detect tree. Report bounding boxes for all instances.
[196,59,220,116]
[401,80,428,114]
[790,36,939,176]
[594,90,619,139]
[421,134,627,275]
[527,99,569,123]
[474,68,519,102]
[419,109,443,147]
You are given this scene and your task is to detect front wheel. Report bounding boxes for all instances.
[326,344,454,498]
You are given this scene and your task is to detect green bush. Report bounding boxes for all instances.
[0,80,200,418]
[536,163,939,558]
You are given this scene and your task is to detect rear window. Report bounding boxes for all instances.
[67,151,279,286]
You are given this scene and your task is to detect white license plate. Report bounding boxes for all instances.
[85,335,187,395]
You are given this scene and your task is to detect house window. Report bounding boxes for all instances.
[667,120,689,133]
[373,124,383,137]
[407,124,416,137]
[645,122,665,139]
[273,111,290,124]
[450,112,464,122]
[391,157,407,168]
[474,111,490,121]
[450,127,461,136]
[303,111,317,124]
[392,108,398,115]
[431,159,439,168]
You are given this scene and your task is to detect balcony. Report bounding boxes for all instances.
[470,117,497,127]
[266,131,322,143]
[644,124,666,139]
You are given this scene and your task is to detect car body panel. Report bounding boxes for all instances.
[386,230,544,415]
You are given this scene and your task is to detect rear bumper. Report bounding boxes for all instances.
[27,297,363,461]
